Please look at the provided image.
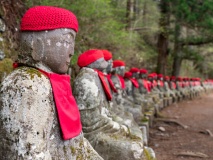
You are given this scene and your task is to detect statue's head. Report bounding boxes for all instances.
[148,74,153,81]
[164,76,170,82]
[113,60,125,76]
[124,71,132,80]
[170,76,176,82]
[77,49,108,71]
[157,74,163,81]
[129,68,140,78]
[102,50,113,73]
[139,69,148,79]
[18,6,78,74]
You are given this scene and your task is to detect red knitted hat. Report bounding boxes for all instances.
[113,60,125,68]
[140,69,148,74]
[124,71,132,78]
[170,76,176,80]
[102,50,112,61]
[129,67,140,73]
[20,6,78,32]
[157,74,163,78]
[77,49,103,67]
[164,76,170,80]
[151,73,157,77]
[177,77,182,81]
[148,73,154,78]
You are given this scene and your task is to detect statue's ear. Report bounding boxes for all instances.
[31,38,44,61]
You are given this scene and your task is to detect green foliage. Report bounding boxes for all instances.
[0,58,13,82]
[25,0,160,69]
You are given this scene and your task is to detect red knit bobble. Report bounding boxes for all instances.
[170,76,176,80]
[20,6,78,32]
[113,60,125,68]
[164,76,170,80]
[148,74,154,78]
[129,67,140,73]
[157,74,163,78]
[140,69,148,74]
[102,50,112,61]
[77,49,104,68]
[177,77,182,81]
[124,71,132,78]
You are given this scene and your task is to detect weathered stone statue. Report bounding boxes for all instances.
[169,76,183,102]
[156,74,172,107]
[147,73,163,112]
[164,76,177,102]
[108,61,143,125]
[73,49,148,160]
[0,6,102,160]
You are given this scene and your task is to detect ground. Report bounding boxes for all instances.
[149,93,213,160]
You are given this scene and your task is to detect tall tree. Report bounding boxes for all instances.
[156,0,170,75]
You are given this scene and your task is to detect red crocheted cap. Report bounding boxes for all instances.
[77,49,103,67]
[157,74,163,78]
[102,50,112,61]
[164,76,170,80]
[177,77,182,81]
[140,69,148,74]
[148,73,154,78]
[113,60,125,68]
[124,71,132,78]
[170,76,176,80]
[129,67,140,73]
[20,6,78,32]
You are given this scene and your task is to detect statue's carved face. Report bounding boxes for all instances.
[116,66,125,77]
[140,73,147,79]
[105,59,113,73]
[87,58,108,71]
[38,29,76,74]
[132,72,139,78]
[19,28,76,74]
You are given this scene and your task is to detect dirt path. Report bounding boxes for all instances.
[149,93,213,160]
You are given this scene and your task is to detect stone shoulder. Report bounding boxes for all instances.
[73,67,101,110]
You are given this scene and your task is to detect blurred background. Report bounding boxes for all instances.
[1,0,213,82]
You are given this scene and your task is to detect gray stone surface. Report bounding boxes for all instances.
[0,67,103,160]
[73,67,146,160]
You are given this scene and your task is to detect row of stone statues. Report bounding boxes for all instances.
[0,6,212,160]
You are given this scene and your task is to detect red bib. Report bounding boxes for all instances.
[142,79,150,92]
[130,78,139,88]
[39,70,82,140]
[106,74,118,93]
[95,70,112,101]
[118,75,126,89]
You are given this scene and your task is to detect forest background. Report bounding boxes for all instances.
[1,0,213,81]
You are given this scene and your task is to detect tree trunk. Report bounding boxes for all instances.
[126,0,135,30]
[156,0,170,75]
[172,22,182,76]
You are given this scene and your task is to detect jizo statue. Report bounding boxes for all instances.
[0,6,102,160]
[73,49,148,160]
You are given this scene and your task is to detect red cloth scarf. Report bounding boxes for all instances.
[142,79,150,92]
[152,80,157,88]
[159,80,164,87]
[147,81,152,91]
[106,74,118,93]
[130,78,139,88]
[117,75,126,89]
[39,69,82,140]
[171,81,176,89]
[95,70,112,101]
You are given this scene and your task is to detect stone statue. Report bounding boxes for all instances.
[102,52,143,141]
[0,6,102,160]
[108,60,143,125]
[73,49,149,160]
[164,76,177,102]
